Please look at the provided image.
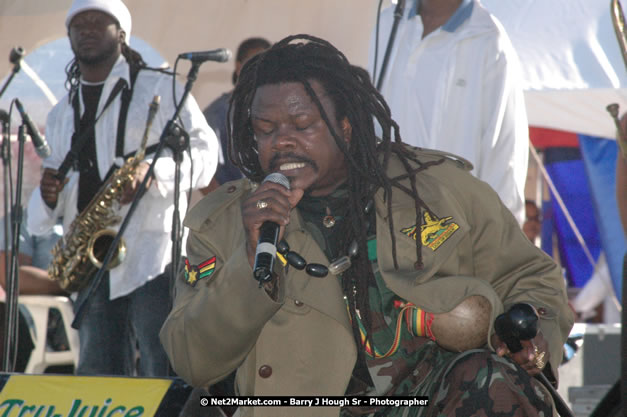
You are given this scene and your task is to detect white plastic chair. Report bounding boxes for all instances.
[18,295,79,374]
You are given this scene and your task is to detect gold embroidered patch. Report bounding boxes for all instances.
[401,211,459,251]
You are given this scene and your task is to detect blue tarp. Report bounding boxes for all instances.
[541,139,624,302]
[579,135,625,301]
[542,153,602,289]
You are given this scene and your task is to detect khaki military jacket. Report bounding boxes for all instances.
[160,147,573,417]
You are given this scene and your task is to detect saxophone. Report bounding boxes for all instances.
[49,95,161,292]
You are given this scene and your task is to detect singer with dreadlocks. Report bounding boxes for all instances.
[161,35,572,416]
[27,0,218,376]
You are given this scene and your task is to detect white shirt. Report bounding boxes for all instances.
[27,55,219,299]
[370,0,528,224]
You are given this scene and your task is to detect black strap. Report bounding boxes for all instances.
[115,66,140,158]
[57,78,125,178]
[57,67,139,179]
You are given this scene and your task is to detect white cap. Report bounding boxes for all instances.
[65,0,132,43]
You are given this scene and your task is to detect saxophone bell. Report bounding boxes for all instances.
[87,229,127,269]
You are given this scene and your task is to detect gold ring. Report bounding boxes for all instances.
[256,200,268,210]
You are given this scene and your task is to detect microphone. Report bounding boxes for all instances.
[9,47,24,65]
[177,48,232,63]
[9,46,24,74]
[494,303,538,353]
[494,303,575,417]
[14,99,51,158]
[253,172,291,284]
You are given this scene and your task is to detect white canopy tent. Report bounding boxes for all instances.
[2,0,626,214]
[2,0,625,136]
[483,0,627,138]
[0,0,379,129]
[0,0,381,201]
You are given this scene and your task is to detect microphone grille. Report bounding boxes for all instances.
[262,172,290,190]
[9,46,24,64]
[37,144,52,159]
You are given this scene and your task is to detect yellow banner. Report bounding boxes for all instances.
[0,375,171,417]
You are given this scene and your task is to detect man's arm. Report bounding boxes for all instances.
[27,106,69,237]
[0,208,63,295]
[0,252,64,295]
[467,180,574,381]
[160,228,283,388]
[161,179,302,387]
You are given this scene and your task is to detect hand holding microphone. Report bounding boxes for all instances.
[493,303,550,377]
[241,173,304,284]
[493,303,574,417]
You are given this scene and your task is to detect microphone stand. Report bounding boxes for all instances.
[72,61,202,329]
[1,110,10,307]
[0,56,21,100]
[0,111,11,371]
[376,0,405,91]
[1,124,26,372]
[165,122,189,304]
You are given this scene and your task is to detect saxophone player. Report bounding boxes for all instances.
[26,0,219,376]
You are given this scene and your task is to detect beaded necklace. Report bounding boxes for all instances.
[276,192,434,359]
[275,195,374,277]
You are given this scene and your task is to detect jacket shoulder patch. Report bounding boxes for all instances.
[183,256,216,286]
[401,211,459,251]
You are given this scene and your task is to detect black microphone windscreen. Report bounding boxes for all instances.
[9,47,24,65]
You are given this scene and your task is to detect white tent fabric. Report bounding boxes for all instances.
[3,0,625,139]
[0,0,379,206]
[0,0,378,130]
[482,0,627,139]
[2,0,626,202]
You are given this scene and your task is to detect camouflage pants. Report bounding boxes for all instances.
[344,347,555,417]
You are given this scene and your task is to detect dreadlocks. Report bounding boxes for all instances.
[228,34,442,350]
[65,42,147,101]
